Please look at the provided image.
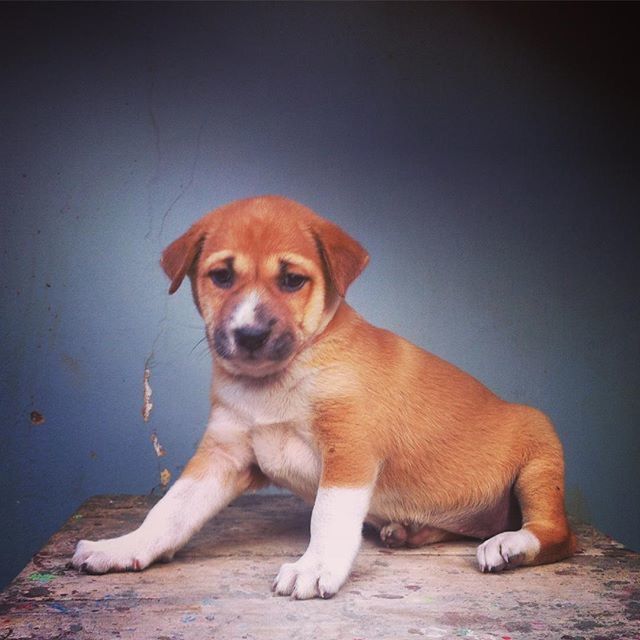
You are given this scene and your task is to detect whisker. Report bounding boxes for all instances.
[190,336,209,355]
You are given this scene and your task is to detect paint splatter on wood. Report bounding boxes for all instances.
[28,572,56,584]
[142,367,153,422]
[1,495,639,639]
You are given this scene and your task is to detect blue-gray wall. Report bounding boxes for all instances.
[1,3,638,589]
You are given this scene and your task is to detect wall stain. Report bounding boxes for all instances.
[29,411,45,426]
[61,354,81,376]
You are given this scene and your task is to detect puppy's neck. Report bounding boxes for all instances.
[314,300,362,339]
[213,363,290,389]
[313,292,342,338]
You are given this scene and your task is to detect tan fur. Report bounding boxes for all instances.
[72,195,574,588]
[159,195,576,570]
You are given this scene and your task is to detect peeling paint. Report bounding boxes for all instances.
[142,366,153,422]
[160,468,171,487]
[150,432,166,457]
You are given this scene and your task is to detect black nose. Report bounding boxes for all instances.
[234,326,271,353]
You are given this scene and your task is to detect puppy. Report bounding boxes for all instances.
[72,195,576,599]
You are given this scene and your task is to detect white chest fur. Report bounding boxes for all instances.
[212,369,321,499]
[251,422,321,500]
[214,366,314,426]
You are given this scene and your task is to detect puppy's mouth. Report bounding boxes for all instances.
[209,323,297,377]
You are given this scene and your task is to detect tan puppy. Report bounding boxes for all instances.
[72,196,576,599]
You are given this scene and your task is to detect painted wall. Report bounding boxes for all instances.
[1,3,638,589]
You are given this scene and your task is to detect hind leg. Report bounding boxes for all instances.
[477,439,576,572]
[380,522,463,548]
[379,522,409,547]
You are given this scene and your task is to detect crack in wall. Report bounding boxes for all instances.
[144,61,207,242]
[142,304,171,494]
[158,118,206,238]
[144,63,161,241]
[141,63,207,494]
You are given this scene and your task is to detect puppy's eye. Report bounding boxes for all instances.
[280,272,308,292]
[210,267,234,288]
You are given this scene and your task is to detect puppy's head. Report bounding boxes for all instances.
[161,196,369,378]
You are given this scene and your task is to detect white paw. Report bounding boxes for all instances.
[272,555,349,600]
[71,534,165,574]
[477,529,541,572]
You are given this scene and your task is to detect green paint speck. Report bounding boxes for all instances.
[29,572,56,583]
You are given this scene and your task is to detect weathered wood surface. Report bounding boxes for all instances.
[1,494,638,640]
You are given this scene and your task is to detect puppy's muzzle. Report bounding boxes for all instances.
[234,325,271,354]
[212,317,296,375]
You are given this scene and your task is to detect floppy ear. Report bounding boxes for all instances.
[161,223,204,294]
[312,220,369,298]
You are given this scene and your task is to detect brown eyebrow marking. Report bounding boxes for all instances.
[201,251,250,274]
[266,253,316,273]
[216,256,234,270]
[201,250,234,270]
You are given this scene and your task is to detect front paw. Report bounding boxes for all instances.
[71,535,157,574]
[272,555,348,600]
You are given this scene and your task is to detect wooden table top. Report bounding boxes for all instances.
[1,494,638,640]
